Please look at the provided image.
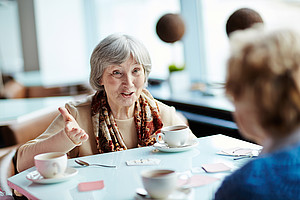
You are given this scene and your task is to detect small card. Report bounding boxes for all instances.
[78,180,104,192]
[126,158,161,166]
[177,175,219,187]
[217,147,253,156]
[201,163,231,173]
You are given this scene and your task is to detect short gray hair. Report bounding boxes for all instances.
[226,26,300,136]
[89,33,152,91]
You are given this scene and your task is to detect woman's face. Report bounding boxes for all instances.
[100,55,145,111]
[233,96,267,144]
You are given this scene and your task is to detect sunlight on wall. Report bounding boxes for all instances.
[94,0,183,80]
[202,0,300,84]
[0,1,23,73]
[34,0,89,86]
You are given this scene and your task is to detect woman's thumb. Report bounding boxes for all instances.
[58,107,72,123]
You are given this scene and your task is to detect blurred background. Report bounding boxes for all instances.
[2,0,300,196]
[2,0,300,96]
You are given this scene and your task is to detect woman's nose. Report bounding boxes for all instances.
[122,74,134,87]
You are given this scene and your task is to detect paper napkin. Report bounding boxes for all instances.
[78,180,104,192]
[217,147,255,156]
[201,163,231,173]
[126,158,161,166]
[177,175,219,187]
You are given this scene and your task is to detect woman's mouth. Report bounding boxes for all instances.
[121,92,134,97]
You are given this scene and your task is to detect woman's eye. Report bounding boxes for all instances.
[112,71,122,78]
[133,68,141,74]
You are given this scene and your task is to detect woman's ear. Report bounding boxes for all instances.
[99,78,103,86]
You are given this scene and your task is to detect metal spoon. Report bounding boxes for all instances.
[75,159,116,168]
[233,149,260,160]
[136,188,149,198]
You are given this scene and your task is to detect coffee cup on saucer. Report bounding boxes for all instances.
[34,152,67,179]
[141,169,177,199]
[156,125,190,147]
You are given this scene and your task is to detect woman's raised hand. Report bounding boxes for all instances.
[58,107,89,145]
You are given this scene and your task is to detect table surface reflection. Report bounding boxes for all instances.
[7,134,261,200]
[0,96,73,126]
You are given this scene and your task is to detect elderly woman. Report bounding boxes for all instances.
[214,27,300,199]
[17,34,196,172]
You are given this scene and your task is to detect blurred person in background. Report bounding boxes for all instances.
[215,26,300,199]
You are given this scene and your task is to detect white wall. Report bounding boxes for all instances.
[0,1,23,73]
[34,0,89,86]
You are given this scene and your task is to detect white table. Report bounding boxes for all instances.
[7,134,261,200]
[0,96,73,126]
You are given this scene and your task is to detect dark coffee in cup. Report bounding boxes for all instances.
[141,169,177,199]
[157,125,189,147]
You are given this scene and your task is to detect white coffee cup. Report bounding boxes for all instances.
[34,152,67,179]
[141,169,177,199]
[156,125,189,147]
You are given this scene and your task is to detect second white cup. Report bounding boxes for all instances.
[141,169,177,199]
[156,125,189,147]
[34,152,67,179]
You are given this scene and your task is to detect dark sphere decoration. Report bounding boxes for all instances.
[156,13,185,43]
[226,8,264,37]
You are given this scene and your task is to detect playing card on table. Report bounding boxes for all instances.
[126,158,161,166]
[217,147,254,156]
[201,163,232,173]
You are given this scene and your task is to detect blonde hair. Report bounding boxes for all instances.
[90,33,152,91]
[226,26,300,137]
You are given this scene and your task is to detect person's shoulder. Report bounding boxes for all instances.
[65,95,93,119]
[261,142,300,166]
[66,95,93,108]
[156,100,175,111]
[216,149,300,200]
[215,159,265,200]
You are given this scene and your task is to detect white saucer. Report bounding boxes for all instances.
[153,140,199,153]
[26,167,78,184]
[135,187,192,200]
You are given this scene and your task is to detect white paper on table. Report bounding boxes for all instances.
[216,147,259,156]
[126,158,161,166]
[201,163,232,173]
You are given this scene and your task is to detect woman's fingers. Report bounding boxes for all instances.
[78,131,89,142]
[66,127,89,145]
[58,107,88,144]
[58,107,73,123]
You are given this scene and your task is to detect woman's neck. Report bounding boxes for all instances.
[110,105,135,120]
[261,126,300,154]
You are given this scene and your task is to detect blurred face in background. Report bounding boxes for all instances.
[233,95,267,145]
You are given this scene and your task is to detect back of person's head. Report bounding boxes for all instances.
[226,26,300,137]
[90,33,152,91]
[226,8,264,37]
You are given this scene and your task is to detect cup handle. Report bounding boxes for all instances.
[156,133,165,144]
[52,162,60,176]
[177,172,192,188]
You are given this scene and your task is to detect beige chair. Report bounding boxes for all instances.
[0,145,18,196]
[9,109,59,145]
[1,78,26,99]
[0,109,59,196]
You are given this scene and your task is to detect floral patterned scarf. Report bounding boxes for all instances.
[91,89,163,153]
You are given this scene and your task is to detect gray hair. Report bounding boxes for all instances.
[89,33,152,91]
[226,26,300,136]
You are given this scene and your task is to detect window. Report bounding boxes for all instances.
[0,0,23,74]
[91,0,182,80]
[2,0,300,90]
[199,0,300,84]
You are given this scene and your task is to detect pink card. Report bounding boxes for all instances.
[78,180,105,192]
[201,163,231,173]
[177,175,219,187]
